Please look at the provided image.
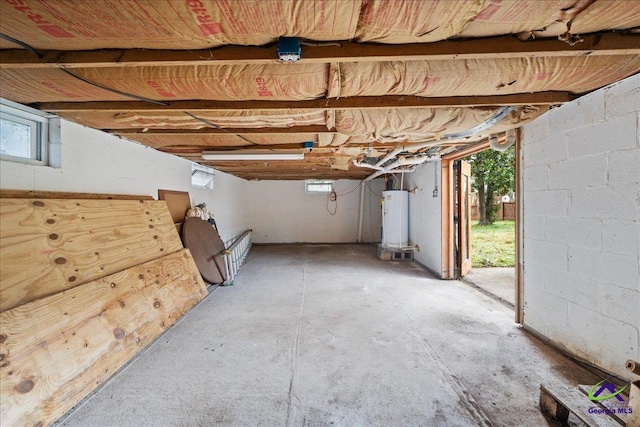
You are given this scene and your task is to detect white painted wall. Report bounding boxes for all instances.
[361,179,384,244]
[0,119,248,242]
[521,74,640,378]
[245,179,384,243]
[405,161,443,276]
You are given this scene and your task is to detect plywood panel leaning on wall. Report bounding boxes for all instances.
[0,198,183,312]
[0,249,207,427]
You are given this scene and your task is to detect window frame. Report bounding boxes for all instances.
[0,98,52,166]
[191,163,215,190]
[305,179,334,194]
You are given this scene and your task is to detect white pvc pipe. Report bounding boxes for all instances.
[357,180,365,243]
[352,159,382,170]
[373,139,445,168]
[489,129,516,152]
[365,165,417,182]
[365,156,435,182]
[365,106,516,176]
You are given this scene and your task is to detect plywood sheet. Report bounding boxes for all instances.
[0,249,207,427]
[0,190,152,200]
[0,198,182,312]
[158,190,191,225]
[0,0,361,50]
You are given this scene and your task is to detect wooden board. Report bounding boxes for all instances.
[578,385,628,426]
[158,189,191,235]
[0,190,152,200]
[158,189,191,224]
[0,198,182,312]
[0,249,207,427]
[182,217,227,284]
[539,384,623,427]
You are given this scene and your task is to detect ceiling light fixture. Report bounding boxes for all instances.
[202,151,305,161]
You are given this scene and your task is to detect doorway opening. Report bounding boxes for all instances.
[440,131,523,323]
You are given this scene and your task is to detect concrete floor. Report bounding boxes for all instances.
[463,268,516,307]
[59,244,599,427]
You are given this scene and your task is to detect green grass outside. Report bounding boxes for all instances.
[471,220,516,267]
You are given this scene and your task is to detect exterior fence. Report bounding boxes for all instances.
[471,202,515,221]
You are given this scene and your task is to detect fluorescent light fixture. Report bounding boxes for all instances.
[202,151,304,161]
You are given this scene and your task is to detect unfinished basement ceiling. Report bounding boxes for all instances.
[1,0,639,180]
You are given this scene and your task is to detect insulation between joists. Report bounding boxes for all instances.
[1,0,637,50]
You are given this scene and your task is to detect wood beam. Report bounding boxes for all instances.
[227,172,371,180]
[35,92,574,113]
[158,143,311,153]
[441,139,492,160]
[1,34,637,69]
[110,126,334,135]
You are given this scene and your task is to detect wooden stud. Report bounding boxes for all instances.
[440,159,456,279]
[515,129,524,324]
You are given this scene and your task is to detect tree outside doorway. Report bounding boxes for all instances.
[466,146,515,226]
[464,146,516,268]
[463,147,516,306]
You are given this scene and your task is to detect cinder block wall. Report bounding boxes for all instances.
[521,74,640,378]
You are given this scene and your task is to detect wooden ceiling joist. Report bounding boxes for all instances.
[220,172,371,180]
[158,143,312,153]
[36,92,574,113]
[1,34,638,69]
[110,126,335,135]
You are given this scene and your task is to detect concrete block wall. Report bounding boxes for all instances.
[0,119,248,241]
[405,161,442,276]
[521,74,640,378]
[245,179,383,244]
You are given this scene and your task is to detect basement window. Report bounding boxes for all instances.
[305,179,334,194]
[191,163,215,190]
[0,98,58,166]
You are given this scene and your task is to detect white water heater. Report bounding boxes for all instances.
[382,190,408,248]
